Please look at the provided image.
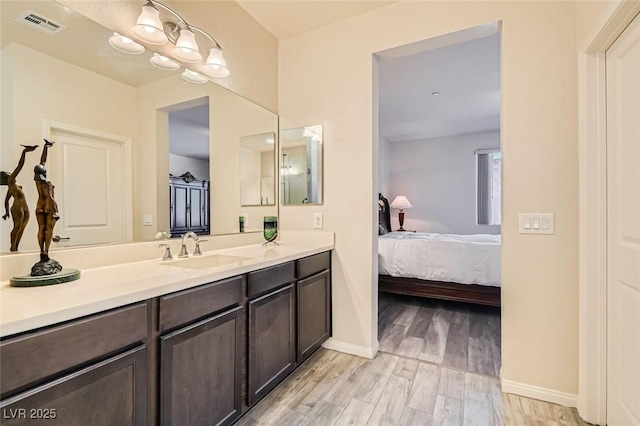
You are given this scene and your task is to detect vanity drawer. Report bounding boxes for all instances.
[1,301,148,398]
[297,251,331,280]
[248,262,295,299]
[159,275,243,333]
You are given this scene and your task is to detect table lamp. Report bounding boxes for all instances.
[390,195,413,231]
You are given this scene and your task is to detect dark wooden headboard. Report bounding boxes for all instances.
[378,193,391,232]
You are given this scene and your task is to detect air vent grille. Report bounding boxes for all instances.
[15,10,65,35]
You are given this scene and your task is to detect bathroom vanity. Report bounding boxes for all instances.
[0,238,332,425]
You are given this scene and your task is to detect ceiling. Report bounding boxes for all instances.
[236,0,397,39]
[169,105,211,160]
[378,33,501,143]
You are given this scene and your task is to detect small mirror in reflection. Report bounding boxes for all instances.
[280,125,323,205]
[239,132,276,206]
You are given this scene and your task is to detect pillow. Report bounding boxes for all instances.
[378,223,389,235]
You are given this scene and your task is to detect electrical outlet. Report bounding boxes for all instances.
[143,214,153,226]
[313,213,323,229]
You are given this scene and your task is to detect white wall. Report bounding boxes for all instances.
[169,153,209,181]
[387,131,500,235]
[0,43,137,252]
[378,135,391,196]
[279,1,579,397]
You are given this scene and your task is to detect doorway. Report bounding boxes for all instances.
[165,99,211,237]
[374,24,502,377]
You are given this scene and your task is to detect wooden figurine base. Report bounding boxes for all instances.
[10,268,81,287]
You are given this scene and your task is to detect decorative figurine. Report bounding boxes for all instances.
[1,144,38,251]
[32,139,62,276]
[263,216,279,246]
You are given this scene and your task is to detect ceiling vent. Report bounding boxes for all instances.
[14,10,65,35]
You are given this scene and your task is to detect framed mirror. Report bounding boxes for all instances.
[239,132,276,207]
[0,0,278,253]
[280,125,323,205]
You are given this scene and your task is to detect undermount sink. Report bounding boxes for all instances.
[160,254,253,269]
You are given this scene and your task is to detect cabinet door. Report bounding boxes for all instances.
[171,184,189,235]
[297,270,331,362]
[0,346,147,426]
[160,306,243,426]
[188,186,206,234]
[248,284,295,406]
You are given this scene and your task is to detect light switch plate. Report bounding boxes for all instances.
[313,213,323,229]
[143,214,153,226]
[519,213,554,234]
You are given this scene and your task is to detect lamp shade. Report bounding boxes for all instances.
[150,53,180,70]
[390,195,413,210]
[173,29,202,63]
[132,5,168,45]
[181,69,208,84]
[203,48,230,77]
[108,32,145,54]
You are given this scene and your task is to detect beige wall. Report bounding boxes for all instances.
[279,1,579,395]
[577,1,610,45]
[0,43,137,252]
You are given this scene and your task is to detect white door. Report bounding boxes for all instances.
[48,125,131,247]
[606,12,640,426]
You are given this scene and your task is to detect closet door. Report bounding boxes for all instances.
[606,12,640,426]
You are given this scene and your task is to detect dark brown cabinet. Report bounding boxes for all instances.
[0,345,148,426]
[297,270,331,363]
[296,252,331,363]
[169,176,210,237]
[160,306,243,426]
[248,284,296,406]
[0,252,331,425]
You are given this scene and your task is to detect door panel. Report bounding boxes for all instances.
[160,307,242,426]
[49,127,129,247]
[606,12,640,426]
[248,284,295,406]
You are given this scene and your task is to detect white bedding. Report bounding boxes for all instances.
[378,232,501,287]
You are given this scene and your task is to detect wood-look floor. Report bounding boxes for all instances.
[239,293,589,425]
[378,293,501,377]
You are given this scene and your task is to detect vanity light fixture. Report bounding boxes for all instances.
[181,69,208,84]
[132,4,167,45]
[204,47,229,78]
[108,32,145,54]
[173,28,202,63]
[150,53,180,70]
[110,0,230,80]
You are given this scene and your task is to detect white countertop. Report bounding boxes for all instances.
[0,236,333,338]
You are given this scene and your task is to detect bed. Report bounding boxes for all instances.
[377,193,501,307]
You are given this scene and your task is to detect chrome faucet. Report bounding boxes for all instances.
[179,231,199,258]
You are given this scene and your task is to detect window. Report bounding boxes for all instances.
[477,149,501,225]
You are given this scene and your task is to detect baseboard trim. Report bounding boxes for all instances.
[322,338,378,359]
[502,379,578,408]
